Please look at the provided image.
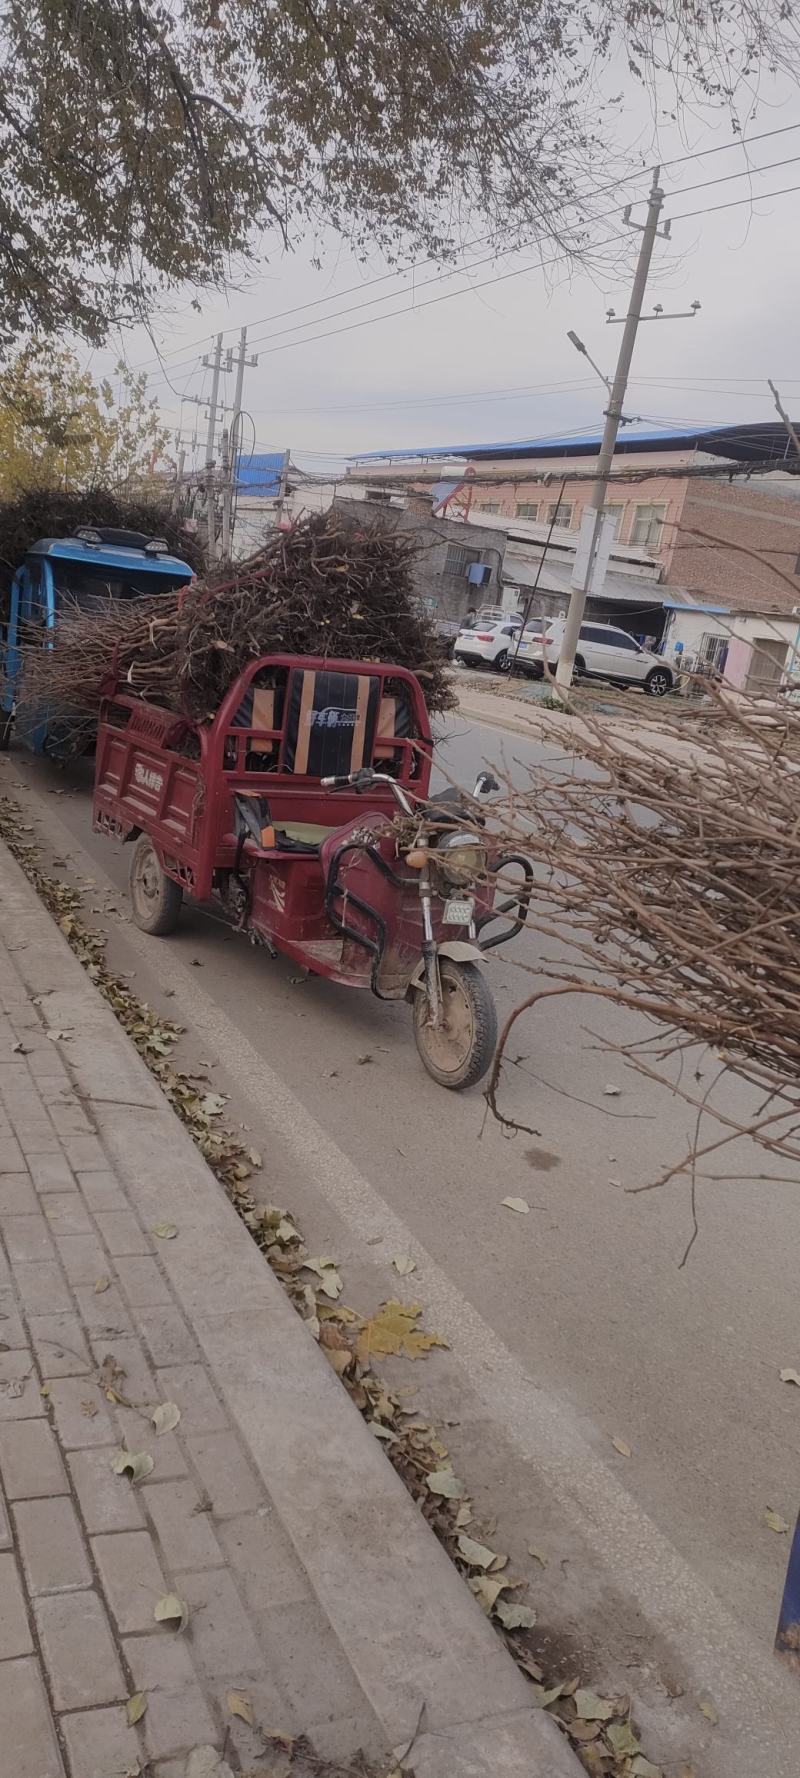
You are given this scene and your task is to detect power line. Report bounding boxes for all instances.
[147,167,800,389]
[671,179,800,222]
[129,118,800,380]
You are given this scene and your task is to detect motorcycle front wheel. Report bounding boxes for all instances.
[412,958,498,1090]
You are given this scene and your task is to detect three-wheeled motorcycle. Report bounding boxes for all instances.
[93,652,531,1088]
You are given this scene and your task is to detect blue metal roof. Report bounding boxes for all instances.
[353,421,800,466]
[234,452,285,496]
[29,539,193,576]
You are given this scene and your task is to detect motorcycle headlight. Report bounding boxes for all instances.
[434,830,488,887]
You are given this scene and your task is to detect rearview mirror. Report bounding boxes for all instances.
[473,770,499,797]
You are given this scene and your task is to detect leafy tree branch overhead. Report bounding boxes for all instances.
[0,0,796,347]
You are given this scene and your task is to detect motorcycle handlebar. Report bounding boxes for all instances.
[321,769,415,815]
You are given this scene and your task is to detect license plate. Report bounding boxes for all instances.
[443,896,474,925]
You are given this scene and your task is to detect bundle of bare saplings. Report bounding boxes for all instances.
[486,685,800,1177]
[20,511,454,719]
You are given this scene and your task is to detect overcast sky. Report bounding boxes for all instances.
[88,68,800,475]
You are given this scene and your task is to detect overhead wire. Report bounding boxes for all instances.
[127,118,800,376]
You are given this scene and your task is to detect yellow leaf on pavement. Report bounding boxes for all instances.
[763,1507,790,1534]
[780,1367,800,1386]
[126,1693,147,1726]
[150,1402,181,1435]
[457,1534,497,1569]
[111,1450,154,1484]
[226,1690,253,1725]
[154,1593,189,1632]
[355,1300,448,1364]
[501,1197,530,1214]
[426,1466,466,1499]
[611,1436,631,1458]
[152,1223,178,1240]
[574,1690,615,1722]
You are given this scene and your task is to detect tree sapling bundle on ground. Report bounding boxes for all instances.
[19,510,455,720]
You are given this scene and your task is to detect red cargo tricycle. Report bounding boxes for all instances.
[93,653,532,1088]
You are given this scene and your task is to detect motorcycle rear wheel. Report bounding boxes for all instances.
[412,958,497,1090]
[129,835,183,936]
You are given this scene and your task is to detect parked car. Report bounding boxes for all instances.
[514,619,673,696]
[453,614,523,672]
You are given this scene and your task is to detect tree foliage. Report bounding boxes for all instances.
[0,0,795,345]
[0,341,169,498]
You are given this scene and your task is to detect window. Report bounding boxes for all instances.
[443,543,482,578]
[631,503,666,549]
[546,502,574,529]
[699,633,728,671]
[604,504,625,539]
[516,502,539,520]
[607,630,639,651]
[478,502,500,515]
[580,624,612,643]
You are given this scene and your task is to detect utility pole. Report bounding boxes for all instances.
[220,428,232,561]
[222,327,258,559]
[202,333,224,564]
[555,170,667,692]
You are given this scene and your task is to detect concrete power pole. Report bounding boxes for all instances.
[203,334,224,564]
[555,170,666,692]
[220,328,258,560]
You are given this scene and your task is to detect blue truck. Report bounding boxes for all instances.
[0,526,194,757]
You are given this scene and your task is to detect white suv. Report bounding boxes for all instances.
[515,619,673,696]
[453,614,522,672]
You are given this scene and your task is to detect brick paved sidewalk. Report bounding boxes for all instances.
[0,954,391,1776]
[0,838,579,1778]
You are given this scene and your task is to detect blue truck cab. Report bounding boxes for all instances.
[0,526,194,756]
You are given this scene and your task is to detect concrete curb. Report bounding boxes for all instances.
[0,837,580,1778]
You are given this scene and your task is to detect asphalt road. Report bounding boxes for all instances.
[4,712,798,1727]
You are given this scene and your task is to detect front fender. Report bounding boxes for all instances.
[407,939,484,993]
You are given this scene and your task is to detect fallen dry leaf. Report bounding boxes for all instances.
[94,1277,111,1294]
[574,1690,616,1722]
[501,1196,530,1214]
[611,1436,632,1458]
[455,1503,473,1528]
[631,1758,663,1778]
[468,1574,510,1614]
[111,1450,155,1484]
[392,1254,417,1276]
[527,1544,547,1567]
[495,1600,536,1630]
[151,1402,181,1435]
[569,1720,601,1744]
[699,1700,719,1726]
[323,1347,352,1378]
[457,1534,497,1570]
[603,1083,621,1096]
[126,1693,147,1726]
[226,1689,253,1725]
[302,1257,343,1300]
[154,1592,189,1632]
[780,1367,800,1386]
[606,1721,641,1759]
[81,1399,99,1418]
[152,1222,178,1240]
[763,1507,790,1534]
[426,1466,466,1499]
[355,1300,448,1365]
